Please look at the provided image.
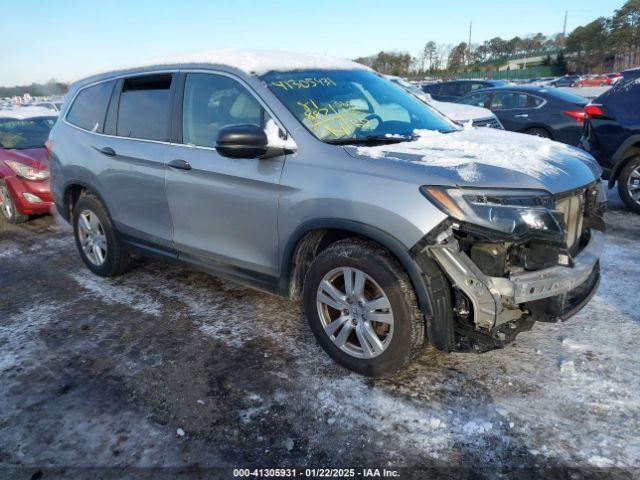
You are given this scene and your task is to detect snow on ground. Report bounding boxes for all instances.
[0,189,638,476]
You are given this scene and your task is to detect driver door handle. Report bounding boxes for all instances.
[168,159,192,171]
[97,146,116,157]
[514,114,529,118]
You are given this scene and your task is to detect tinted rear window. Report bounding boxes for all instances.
[116,75,172,141]
[67,81,115,132]
[544,88,588,105]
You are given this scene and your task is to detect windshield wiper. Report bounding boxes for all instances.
[325,135,412,146]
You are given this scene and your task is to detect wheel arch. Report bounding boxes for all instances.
[608,136,640,188]
[60,180,110,221]
[279,219,454,349]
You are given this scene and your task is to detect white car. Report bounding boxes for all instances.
[0,106,59,119]
[385,75,503,129]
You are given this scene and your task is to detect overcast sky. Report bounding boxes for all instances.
[1,0,623,86]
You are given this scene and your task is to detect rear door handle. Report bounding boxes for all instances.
[98,146,116,156]
[514,114,529,118]
[168,159,192,171]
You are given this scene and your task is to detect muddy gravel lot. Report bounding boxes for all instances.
[1,189,639,479]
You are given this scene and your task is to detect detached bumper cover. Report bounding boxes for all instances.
[489,230,604,304]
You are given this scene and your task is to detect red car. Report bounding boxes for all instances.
[0,108,57,223]
[576,75,612,87]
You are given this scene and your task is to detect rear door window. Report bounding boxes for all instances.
[491,92,543,110]
[66,81,115,133]
[182,73,268,148]
[116,74,173,141]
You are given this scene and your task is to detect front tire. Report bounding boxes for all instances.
[73,192,132,276]
[303,239,424,376]
[618,156,640,214]
[0,180,28,224]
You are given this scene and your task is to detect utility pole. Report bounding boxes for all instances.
[468,21,472,68]
[562,10,568,37]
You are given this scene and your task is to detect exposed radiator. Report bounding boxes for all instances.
[555,192,585,253]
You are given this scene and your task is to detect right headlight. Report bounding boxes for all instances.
[420,186,563,239]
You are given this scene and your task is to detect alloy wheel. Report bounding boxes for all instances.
[628,166,640,206]
[77,209,107,266]
[316,266,394,359]
[0,185,13,219]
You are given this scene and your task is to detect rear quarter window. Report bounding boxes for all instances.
[66,81,115,133]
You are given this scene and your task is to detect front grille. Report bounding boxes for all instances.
[472,118,503,129]
[555,192,585,253]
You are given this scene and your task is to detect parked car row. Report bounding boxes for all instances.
[575,73,622,87]
[1,95,64,112]
[1,51,636,377]
[456,85,588,145]
[385,75,503,129]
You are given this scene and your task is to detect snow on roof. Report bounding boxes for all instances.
[93,48,370,79]
[0,106,59,119]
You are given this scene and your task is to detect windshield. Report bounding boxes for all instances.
[262,70,456,142]
[0,117,56,149]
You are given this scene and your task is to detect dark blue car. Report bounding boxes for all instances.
[580,68,640,213]
[422,79,506,102]
[457,85,588,145]
[550,75,580,87]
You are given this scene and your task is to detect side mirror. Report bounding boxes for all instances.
[216,124,268,159]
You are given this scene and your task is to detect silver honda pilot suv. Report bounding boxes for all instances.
[48,50,606,376]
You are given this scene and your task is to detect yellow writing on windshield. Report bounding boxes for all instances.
[271,77,337,92]
[297,99,370,138]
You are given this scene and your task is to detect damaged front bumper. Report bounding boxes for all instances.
[489,229,603,306]
[425,228,604,350]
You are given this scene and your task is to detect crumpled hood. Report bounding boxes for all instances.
[1,147,49,170]
[347,127,601,194]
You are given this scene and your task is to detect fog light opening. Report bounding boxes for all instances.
[22,192,43,203]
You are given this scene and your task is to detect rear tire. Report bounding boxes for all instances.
[303,238,424,377]
[618,156,640,214]
[0,180,28,224]
[524,127,552,139]
[72,192,132,276]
